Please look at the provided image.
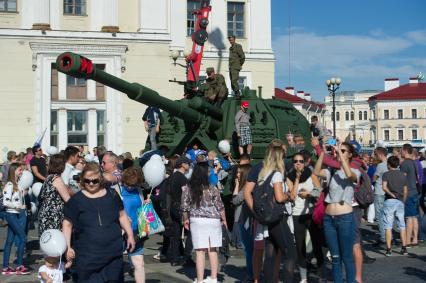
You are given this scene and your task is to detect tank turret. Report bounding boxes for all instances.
[56,52,311,160]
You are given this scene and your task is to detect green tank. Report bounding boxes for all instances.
[56,52,311,160]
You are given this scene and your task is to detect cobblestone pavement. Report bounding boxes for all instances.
[0,221,425,282]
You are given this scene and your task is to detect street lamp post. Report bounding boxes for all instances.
[326,77,342,139]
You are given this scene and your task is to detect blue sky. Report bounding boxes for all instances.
[271,0,426,102]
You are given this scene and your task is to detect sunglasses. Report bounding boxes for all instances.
[293,159,304,164]
[37,148,42,152]
[340,149,348,154]
[83,178,100,185]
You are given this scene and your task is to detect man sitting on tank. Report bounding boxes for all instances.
[203,67,228,106]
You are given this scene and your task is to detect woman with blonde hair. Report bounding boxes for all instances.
[256,139,296,283]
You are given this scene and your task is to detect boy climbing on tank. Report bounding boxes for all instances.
[234,101,252,156]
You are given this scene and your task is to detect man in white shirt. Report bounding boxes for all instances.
[61,146,80,193]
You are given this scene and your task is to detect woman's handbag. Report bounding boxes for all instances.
[137,188,165,237]
[312,191,326,227]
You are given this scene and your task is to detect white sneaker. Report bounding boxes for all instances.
[203,277,218,283]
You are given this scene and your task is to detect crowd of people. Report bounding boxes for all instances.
[0,131,425,283]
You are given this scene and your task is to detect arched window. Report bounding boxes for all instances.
[351,111,354,121]
[358,111,362,120]
[336,112,340,121]
[345,111,349,121]
[364,111,367,120]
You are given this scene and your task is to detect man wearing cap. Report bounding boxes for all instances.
[167,156,191,266]
[228,35,245,98]
[203,67,228,105]
[235,101,252,155]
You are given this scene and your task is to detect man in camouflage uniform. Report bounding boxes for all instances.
[228,35,245,98]
[204,67,228,105]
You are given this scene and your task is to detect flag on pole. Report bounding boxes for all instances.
[34,128,47,147]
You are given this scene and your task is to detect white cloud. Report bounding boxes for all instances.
[273,32,412,74]
[405,30,426,45]
[273,30,426,99]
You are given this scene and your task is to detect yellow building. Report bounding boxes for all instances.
[0,0,274,160]
[368,78,426,147]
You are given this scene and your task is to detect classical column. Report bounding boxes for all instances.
[58,108,68,149]
[101,0,119,32]
[248,0,272,53]
[138,0,169,34]
[32,0,51,30]
[88,109,97,150]
[170,0,185,50]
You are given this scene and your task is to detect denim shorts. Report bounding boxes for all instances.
[128,246,144,257]
[383,199,406,230]
[405,195,419,217]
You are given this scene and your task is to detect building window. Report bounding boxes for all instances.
[358,111,362,121]
[364,111,367,120]
[336,112,340,121]
[350,111,354,121]
[187,0,198,36]
[227,2,244,37]
[412,129,418,140]
[66,75,87,100]
[398,129,403,141]
[384,130,390,141]
[345,111,349,121]
[64,0,86,16]
[0,0,16,12]
[67,111,87,144]
[384,110,389,119]
[412,109,417,119]
[238,76,247,93]
[97,110,106,146]
[50,110,58,147]
[397,109,403,119]
[372,109,376,120]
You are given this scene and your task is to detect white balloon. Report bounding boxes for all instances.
[218,140,230,154]
[150,154,163,162]
[31,202,37,214]
[142,159,165,188]
[46,146,59,155]
[84,154,95,162]
[39,229,67,257]
[28,187,33,196]
[18,170,34,190]
[31,182,43,198]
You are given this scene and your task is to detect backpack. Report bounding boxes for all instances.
[354,169,374,208]
[252,172,284,225]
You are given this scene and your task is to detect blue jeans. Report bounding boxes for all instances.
[324,213,356,283]
[239,223,254,280]
[374,194,385,241]
[3,210,27,267]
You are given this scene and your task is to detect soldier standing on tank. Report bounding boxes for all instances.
[204,67,228,106]
[235,101,252,155]
[228,35,245,98]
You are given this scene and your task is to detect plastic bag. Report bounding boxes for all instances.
[137,201,165,237]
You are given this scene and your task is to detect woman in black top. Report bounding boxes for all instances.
[63,163,135,283]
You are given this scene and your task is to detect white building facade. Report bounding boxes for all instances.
[323,90,380,145]
[0,0,275,159]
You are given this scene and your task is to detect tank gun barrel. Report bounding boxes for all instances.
[56,52,221,128]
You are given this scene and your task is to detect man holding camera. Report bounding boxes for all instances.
[310,116,331,143]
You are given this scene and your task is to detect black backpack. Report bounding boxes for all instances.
[252,172,284,225]
[354,169,374,208]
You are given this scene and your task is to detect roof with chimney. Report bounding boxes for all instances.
[368,82,426,102]
[274,88,325,110]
